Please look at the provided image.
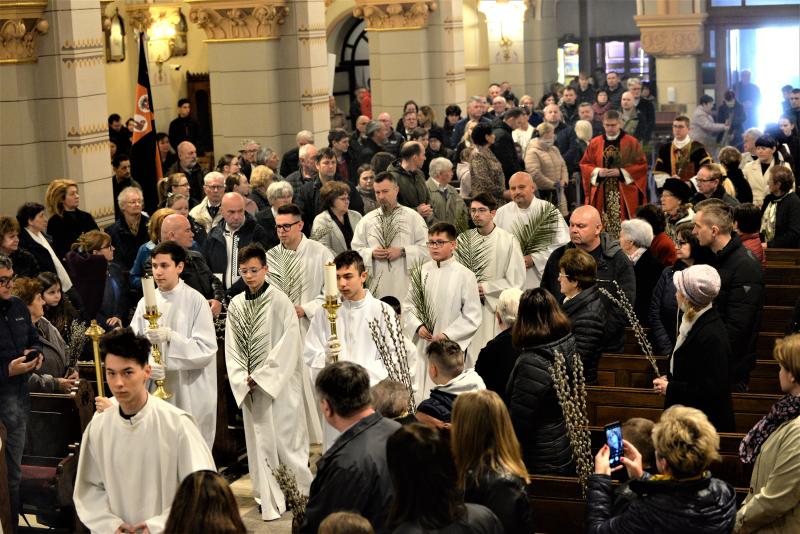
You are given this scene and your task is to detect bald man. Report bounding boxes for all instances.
[541,205,635,356]
[619,91,648,142]
[168,141,207,204]
[202,192,271,298]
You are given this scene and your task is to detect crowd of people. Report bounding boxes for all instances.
[2,71,800,534]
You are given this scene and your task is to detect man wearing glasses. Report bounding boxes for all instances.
[653,115,712,187]
[403,222,482,400]
[189,171,226,233]
[0,255,44,529]
[690,164,740,208]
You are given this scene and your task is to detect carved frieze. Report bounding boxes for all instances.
[186,0,288,41]
[0,1,49,64]
[352,0,438,31]
[634,13,707,58]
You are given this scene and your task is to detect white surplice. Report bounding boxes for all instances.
[131,280,218,448]
[225,284,312,520]
[73,395,216,534]
[403,257,482,400]
[351,205,430,300]
[494,198,570,289]
[458,226,526,354]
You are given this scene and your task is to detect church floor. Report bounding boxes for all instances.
[232,474,293,534]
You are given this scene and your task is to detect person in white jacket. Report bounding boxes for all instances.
[690,95,729,156]
[742,134,793,208]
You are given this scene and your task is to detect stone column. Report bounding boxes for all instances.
[187,0,330,155]
[0,0,113,222]
[521,0,558,99]
[478,0,528,95]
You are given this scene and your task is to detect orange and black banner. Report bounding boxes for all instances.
[130,33,162,213]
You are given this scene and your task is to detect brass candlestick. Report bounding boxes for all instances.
[144,306,172,399]
[85,320,106,398]
[321,295,341,363]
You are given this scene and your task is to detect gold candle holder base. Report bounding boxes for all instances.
[322,296,341,364]
[144,306,172,400]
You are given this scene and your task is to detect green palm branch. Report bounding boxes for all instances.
[227,294,272,376]
[512,203,563,256]
[409,259,437,333]
[371,206,404,249]
[455,209,470,235]
[455,229,489,283]
[267,247,306,304]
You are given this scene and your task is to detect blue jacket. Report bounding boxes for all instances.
[0,296,42,384]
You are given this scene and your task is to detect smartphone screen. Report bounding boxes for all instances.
[605,421,624,468]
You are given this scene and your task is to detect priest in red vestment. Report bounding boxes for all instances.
[580,109,648,238]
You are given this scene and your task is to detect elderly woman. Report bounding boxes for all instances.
[469,122,506,206]
[45,179,99,260]
[427,157,467,227]
[690,95,728,153]
[129,208,176,290]
[653,264,735,431]
[588,405,737,532]
[310,181,362,255]
[249,164,275,212]
[224,172,258,214]
[743,135,793,208]
[761,166,800,249]
[619,219,664,326]
[16,202,75,299]
[557,249,605,384]
[736,334,800,533]
[12,277,77,393]
[525,122,569,213]
[0,216,39,277]
[475,288,523,399]
[659,178,694,241]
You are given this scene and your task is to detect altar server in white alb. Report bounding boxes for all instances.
[351,171,429,300]
[74,328,215,534]
[130,240,218,449]
[494,172,570,289]
[225,243,312,521]
[457,192,526,355]
[404,222,482,400]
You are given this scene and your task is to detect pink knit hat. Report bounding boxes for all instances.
[673,264,721,307]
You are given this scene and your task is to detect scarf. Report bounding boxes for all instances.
[26,228,73,292]
[670,303,711,374]
[739,394,800,464]
[760,194,785,242]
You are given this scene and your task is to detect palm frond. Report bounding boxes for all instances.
[227,293,272,376]
[370,206,404,249]
[267,247,306,304]
[408,259,436,333]
[455,208,470,235]
[455,229,489,282]
[512,203,563,256]
[365,269,382,295]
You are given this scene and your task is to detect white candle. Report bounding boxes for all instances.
[324,263,338,298]
[142,276,157,309]
[667,87,676,104]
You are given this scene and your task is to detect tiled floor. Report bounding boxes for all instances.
[232,474,293,534]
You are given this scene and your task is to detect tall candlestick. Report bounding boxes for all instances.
[324,262,338,298]
[142,276,157,308]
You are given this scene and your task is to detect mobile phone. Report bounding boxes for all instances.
[605,421,624,469]
[25,349,42,363]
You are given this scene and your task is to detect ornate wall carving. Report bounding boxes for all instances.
[186,0,288,40]
[0,1,49,64]
[352,0,438,31]
[634,13,707,57]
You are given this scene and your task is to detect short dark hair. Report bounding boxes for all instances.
[734,203,762,233]
[276,203,302,218]
[408,128,428,141]
[224,173,242,193]
[315,361,372,418]
[503,108,525,121]
[356,163,373,176]
[603,110,621,122]
[445,104,462,117]
[316,147,336,163]
[112,153,130,169]
[471,122,493,146]
[151,240,187,267]
[470,192,497,211]
[699,94,714,106]
[0,216,20,237]
[156,132,169,143]
[328,128,349,145]
[370,152,395,174]
[426,339,464,378]
[16,202,45,229]
[512,288,571,348]
[177,98,191,107]
[334,250,365,274]
[622,418,655,470]
[635,204,666,234]
[237,242,266,267]
[563,86,576,94]
[428,222,456,240]
[400,142,423,160]
[100,327,151,366]
[558,248,597,290]
[374,171,397,185]
[108,113,121,125]
[769,166,795,194]
[380,295,402,315]
[674,115,691,127]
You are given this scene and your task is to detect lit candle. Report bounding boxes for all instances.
[143,276,157,309]
[324,262,338,298]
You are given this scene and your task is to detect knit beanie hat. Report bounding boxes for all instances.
[673,264,721,308]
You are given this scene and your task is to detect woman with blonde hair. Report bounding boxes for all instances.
[129,207,175,291]
[736,334,800,533]
[249,164,275,212]
[451,390,532,533]
[524,122,568,213]
[159,172,195,209]
[454,119,478,165]
[45,178,99,259]
[588,405,736,532]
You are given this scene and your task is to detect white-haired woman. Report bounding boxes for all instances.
[474,287,523,401]
[619,218,664,326]
[653,264,735,432]
[254,180,294,250]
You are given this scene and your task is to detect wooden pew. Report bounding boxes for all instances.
[764,265,800,285]
[21,380,93,531]
[765,284,800,307]
[623,329,783,359]
[586,386,778,434]
[765,248,800,265]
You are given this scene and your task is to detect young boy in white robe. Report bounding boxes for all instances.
[225,243,312,521]
[130,241,218,449]
[404,222,482,400]
[74,328,215,534]
[457,192,526,355]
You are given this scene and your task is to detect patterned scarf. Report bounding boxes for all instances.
[739,394,800,464]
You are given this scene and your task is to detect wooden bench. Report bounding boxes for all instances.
[21,380,93,532]
[0,421,10,534]
[764,265,800,285]
[765,248,800,265]
[765,285,800,307]
[586,386,778,434]
[623,329,783,359]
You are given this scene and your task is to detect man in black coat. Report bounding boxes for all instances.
[693,199,763,392]
[168,141,207,204]
[297,148,364,235]
[167,98,204,153]
[108,113,131,156]
[491,108,525,185]
[357,121,388,166]
[301,362,400,534]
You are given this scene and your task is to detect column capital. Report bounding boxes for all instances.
[185,0,288,41]
[0,0,49,64]
[634,12,707,58]
[352,0,438,31]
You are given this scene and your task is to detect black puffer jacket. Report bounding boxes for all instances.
[506,333,575,474]
[561,286,605,384]
[464,470,532,534]
[586,473,737,534]
[648,263,683,356]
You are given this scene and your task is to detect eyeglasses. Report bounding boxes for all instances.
[696,178,717,183]
[239,267,264,275]
[0,275,16,287]
[100,244,114,251]
[676,240,688,246]
[206,185,225,191]
[426,240,453,248]
[276,221,301,232]
[174,181,190,188]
